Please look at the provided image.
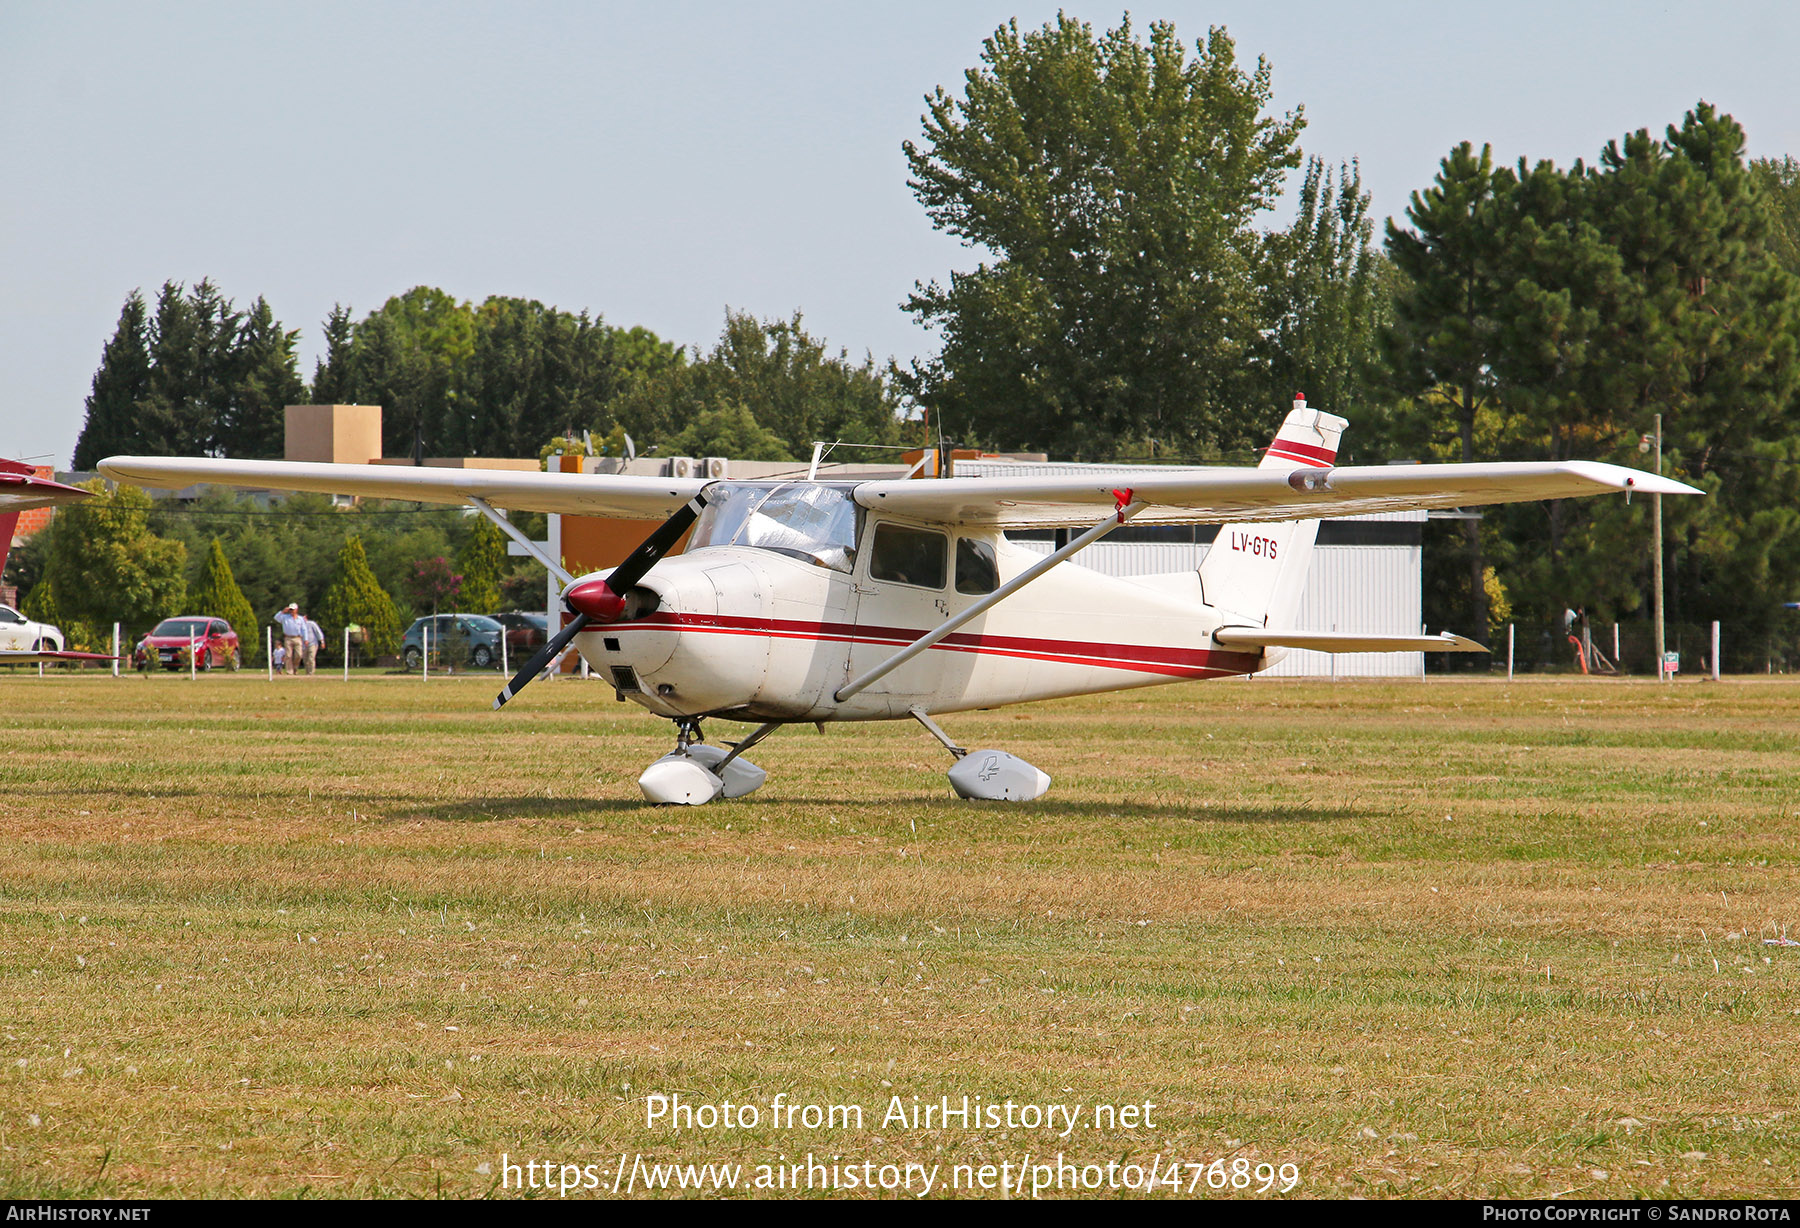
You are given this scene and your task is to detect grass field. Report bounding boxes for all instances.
[2,669,1797,1199]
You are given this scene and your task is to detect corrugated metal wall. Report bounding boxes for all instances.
[1011,511,1426,677]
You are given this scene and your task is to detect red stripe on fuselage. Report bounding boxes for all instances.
[598,613,1262,680]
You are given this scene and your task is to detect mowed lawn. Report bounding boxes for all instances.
[1,669,1797,1199]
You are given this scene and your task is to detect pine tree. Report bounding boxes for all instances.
[309,304,357,403]
[315,536,402,657]
[220,297,304,458]
[455,516,506,615]
[72,292,153,470]
[1384,142,1508,643]
[190,538,259,663]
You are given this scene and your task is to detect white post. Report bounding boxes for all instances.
[501,632,508,678]
[266,626,273,680]
[112,623,120,678]
[343,626,350,680]
[1712,621,1721,682]
[1653,413,1666,683]
[1507,623,1515,681]
[1613,622,1620,664]
[189,634,196,681]
[422,625,429,681]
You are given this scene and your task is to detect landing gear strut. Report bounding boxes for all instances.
[638,718,775,805]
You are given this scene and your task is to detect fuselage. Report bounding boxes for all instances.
[570,482,1264,723]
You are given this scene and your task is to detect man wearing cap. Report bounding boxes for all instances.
[276,603,306,677]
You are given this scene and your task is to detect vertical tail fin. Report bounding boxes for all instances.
[1197,396,1348,627]
[0,462,91,593]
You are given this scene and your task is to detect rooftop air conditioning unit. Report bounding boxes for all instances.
[704,457,729,479]
[669,457,696,479]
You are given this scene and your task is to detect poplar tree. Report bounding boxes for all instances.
[900,15,1303,458]
[316,536,402,657]
[189,538,259,663]
[455,516,506,615]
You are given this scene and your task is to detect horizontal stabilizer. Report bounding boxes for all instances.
[1212,628,1488,654]
[0,650,120,665]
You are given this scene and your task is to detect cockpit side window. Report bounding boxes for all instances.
[955,537,999,595]
[869,523,947,590]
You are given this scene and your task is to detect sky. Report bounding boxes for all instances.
[4,0,1799,468]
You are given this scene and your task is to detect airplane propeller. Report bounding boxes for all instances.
[492,492,708,710]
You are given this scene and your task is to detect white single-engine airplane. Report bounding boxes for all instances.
[100,400,1700,804]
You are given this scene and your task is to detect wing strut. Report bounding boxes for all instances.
[834,497,1147,702]
[468,496,574,587]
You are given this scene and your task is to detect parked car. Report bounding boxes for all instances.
[136,616,240,670]
[0,603,61,652]
[401,613,506,670]
[491,611,547,653]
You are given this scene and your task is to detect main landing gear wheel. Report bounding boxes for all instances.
[909,707,1052,801]
[637,717,774,805]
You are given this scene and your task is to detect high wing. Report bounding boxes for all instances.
[95,457,708,520]
[854,461,1700,529]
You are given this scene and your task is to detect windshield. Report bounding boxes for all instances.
[688,483,858,571]
[152,619,211,638]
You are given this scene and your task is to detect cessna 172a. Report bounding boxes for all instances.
[99,400,1700,804]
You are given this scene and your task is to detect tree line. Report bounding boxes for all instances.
[75,290,907,469]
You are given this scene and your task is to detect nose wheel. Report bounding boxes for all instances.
[638,718,777,805]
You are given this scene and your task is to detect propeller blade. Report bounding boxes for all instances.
[493,613,589,710]
[493,492,709,710]
[565,492,708,621]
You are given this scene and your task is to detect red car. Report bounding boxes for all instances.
[136,616,241,671]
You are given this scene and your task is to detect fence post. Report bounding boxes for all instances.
[1507,623,1515,681]
[189,634,196,681]
[1712,621,1721,682]
[501,632,508,678]
[422,625,429,681]
[266,627,273,680]
[112,623,120,678]
[343,626,350,681]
